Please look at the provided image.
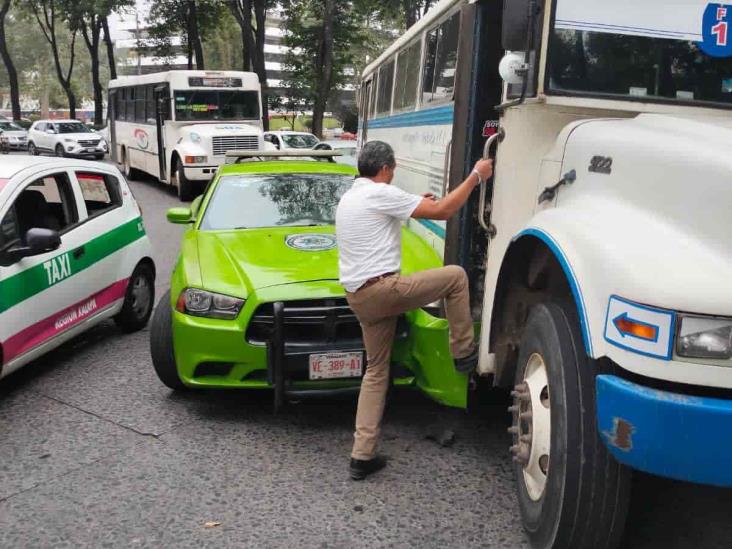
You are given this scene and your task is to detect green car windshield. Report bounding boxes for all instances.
[200,172,354,230]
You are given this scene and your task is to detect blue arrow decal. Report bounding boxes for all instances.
[613,313,660,342]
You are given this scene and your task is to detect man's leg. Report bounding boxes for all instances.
[350,315,398,460]
[388,265,474,358]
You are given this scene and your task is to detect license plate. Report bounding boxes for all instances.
[86,148,96,153]
[308,351,363,380]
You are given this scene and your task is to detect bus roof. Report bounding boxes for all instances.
[109,70,261,89]
[362,0,463,79]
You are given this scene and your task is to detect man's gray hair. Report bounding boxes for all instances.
[358,140,396,177]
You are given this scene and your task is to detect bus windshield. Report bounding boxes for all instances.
[548,30,732,106]
[173,90,260,121]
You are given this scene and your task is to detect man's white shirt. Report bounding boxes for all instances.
[336,177,422,293]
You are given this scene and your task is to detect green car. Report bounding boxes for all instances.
[150,154,468,410]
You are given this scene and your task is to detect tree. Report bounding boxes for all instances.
[24,0,79,118]
[282,0,362,137]
[148,0,225,70]
[228,0,273,129]
[68,1,131,126]
[0,0,21,120]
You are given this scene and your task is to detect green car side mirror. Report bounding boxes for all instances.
[167,207,194,224]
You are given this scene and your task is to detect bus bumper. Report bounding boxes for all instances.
[182,165,218,181]
[596,375,732,487]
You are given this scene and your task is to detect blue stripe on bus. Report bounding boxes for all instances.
[415,218,446,239]
[364,104,454,129]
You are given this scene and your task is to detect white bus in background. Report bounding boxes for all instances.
[108,70,264,200]
[359,2,462,257]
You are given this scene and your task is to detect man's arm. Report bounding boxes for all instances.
[412,159,494,221]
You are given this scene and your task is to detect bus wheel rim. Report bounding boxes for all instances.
[515,352,551,502]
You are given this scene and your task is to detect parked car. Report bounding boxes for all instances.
[0,156,155,380]
[27,119,108,159]
[150,151,465,411]
[263,130,320,150]
[0,121,28,151]
[313,140,357,166]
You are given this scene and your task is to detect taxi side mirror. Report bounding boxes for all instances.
[0,228,61,266]
[167,207,194,224]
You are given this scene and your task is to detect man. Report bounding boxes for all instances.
[336,140,494,480]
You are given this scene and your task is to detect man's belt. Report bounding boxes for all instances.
[357,272,396,291]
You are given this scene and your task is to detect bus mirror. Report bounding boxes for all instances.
[502,0,534,52]
[499,52,529,85]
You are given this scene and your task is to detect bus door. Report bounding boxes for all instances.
[154,85,169,180]
[108,90,118,164]
[444,0,504,312]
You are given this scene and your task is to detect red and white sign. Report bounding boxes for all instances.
[308,351,363,380]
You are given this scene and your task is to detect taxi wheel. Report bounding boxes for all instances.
[510,302,631,549]
[115,262,155,333]
[150,289,186,390]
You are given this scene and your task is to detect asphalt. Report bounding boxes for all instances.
[1,156,731,548]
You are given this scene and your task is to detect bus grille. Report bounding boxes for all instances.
[212,135,259,155]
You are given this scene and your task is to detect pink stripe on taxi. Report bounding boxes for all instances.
[2,279,129,364]
[0,179,9,191]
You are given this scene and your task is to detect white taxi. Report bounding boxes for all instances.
[0,156,155,379]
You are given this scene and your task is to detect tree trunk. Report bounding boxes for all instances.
[253,0,269,130]
[188,0,205,69]
[34,7,77,119]
[101,16,117,80]
[82,19,104,126]
[0,0,20,120]
[229,2,251,71]
[312,0,335,138]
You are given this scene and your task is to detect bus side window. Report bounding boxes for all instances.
[135,86,145,123]
[376,59,395,116]
[146,86,156,124]
[394,40,422,112]
[423,12,460,104]
[125,87,135,122]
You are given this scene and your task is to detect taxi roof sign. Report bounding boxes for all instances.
[225,149,344,164]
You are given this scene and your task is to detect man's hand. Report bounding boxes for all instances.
[472,159,494,184]
[412,158,494,221]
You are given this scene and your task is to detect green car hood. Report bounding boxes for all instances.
[194,225,442,298]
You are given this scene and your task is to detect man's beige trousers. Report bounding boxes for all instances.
[345,265,475,460]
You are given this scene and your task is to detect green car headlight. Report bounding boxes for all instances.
[677,315,732,360]
[176,288,244,320]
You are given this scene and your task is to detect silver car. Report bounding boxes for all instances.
[0,121,28,151]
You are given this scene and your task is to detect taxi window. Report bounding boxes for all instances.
[75,172,122,217]
[0,205,19,250]
[5,173,78,246]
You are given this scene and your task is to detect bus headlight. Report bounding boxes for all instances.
[677,316,732,359]
[184,155,208,164]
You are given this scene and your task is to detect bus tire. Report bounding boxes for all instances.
[114,262,155,333]
[172,158,195,202]
[510,302,630,549]
[122,148,141,180]
[149,289,186,390]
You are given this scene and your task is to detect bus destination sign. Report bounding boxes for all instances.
[188,77,243,88]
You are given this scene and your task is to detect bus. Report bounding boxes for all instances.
[108,70,265,200]
[360,0,732,547]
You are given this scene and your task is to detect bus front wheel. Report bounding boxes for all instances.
[122,148,141,180]
[510,302,630,549]
[171,157,195,202]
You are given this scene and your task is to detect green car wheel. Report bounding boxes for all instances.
[150,290,186,390]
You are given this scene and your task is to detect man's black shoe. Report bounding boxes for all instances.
[349,456,387,480]
[454,348,479,373]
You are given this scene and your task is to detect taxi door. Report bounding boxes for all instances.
[0,168,98,373]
